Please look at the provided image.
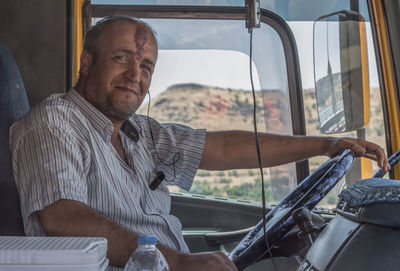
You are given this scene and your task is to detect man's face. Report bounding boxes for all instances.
[80,21,158,121]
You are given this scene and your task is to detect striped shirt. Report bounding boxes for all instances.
[10,89,206,269]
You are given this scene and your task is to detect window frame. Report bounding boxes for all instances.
[82,2,310,183]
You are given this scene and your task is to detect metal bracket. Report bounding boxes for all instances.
[245,0,261,31]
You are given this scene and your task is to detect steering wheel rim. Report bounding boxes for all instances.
[373,149,400,178]
[229,150,355,271]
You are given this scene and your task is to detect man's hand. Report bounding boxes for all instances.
[171,251,238,271]
[324,137,390,173]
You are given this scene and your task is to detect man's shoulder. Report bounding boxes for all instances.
[23,93,79,125]
[10,92,85,140]
[129,114,162,133]
[131,114,152,126]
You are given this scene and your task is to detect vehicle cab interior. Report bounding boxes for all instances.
[1,0,400,270]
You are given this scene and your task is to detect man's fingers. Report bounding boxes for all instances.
[363,151,390,173]
[225,256,238,271]
[336,138,389,173]
[363,143,389,172]
[362,152,377,161]
[217,252,238,271]
[357,140,390,172]
[357,148,390,173]
[337,139,365,156]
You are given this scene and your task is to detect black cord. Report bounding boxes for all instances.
[146,91,180,182]
[249,28,277,268]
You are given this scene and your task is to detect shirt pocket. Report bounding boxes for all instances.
[142,178,171,215]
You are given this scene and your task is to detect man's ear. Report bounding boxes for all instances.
[80,50,93,76]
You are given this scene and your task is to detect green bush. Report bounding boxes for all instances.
[228,170,238,177]
[223,181,273,202]
[189,177,275,203]
[219,178,232,184]
[197,171,211,177]
[190,180,222,197]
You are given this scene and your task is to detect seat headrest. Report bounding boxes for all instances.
[0,39,29,235]
[0,40,30,122]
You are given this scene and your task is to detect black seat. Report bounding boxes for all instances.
[0,40,30,235]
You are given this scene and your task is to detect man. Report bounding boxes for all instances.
[10,16,389,271]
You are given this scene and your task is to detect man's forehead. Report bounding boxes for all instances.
[100,21,157,54]
[101,21,152,42]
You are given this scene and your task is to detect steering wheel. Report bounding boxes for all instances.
[372,149,400,178]
[229,150,355,271]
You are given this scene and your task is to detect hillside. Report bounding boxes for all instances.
[139,83,383,146]
[137,83,386,204]
[138,83,290,134]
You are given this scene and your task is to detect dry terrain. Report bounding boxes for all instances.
[137,84,386,204]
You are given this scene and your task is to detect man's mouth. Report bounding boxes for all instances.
[115,86,140,96]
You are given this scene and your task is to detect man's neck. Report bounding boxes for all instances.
[109,119,129,165]
[108,117,124,143]
[75,81,127,142]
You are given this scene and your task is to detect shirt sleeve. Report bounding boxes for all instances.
[10,123,89,232]
[137,115,206,191]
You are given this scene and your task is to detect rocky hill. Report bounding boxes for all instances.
[138,83,291,134]
[139,83,383,144]
[137,83,386,204]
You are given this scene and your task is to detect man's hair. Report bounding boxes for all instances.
[83,16,158,61]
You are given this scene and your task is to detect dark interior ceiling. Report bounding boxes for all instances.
[0,0,68,106]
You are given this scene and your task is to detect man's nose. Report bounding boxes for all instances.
[124,60,140,82]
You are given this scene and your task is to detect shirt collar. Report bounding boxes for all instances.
[66,88,114,143]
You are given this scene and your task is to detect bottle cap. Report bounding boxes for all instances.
[137,235,157,245]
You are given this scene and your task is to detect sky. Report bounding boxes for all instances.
[148,50,260,97]
[92,0,379,97]
[147,21,379,99]
[289,21,379,89]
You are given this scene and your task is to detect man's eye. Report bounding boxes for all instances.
[141,64,152,74]
[114,56,129,63]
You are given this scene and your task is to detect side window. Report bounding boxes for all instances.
[135,18,296,203]
[89,1,388,209]
[289,18,387,208]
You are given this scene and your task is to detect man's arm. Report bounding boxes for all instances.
[38,199,237,271]
[200,131,389,172]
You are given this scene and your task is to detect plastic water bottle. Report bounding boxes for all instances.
[124,235,170,271]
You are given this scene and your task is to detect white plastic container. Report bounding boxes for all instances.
[0,236,109,271]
